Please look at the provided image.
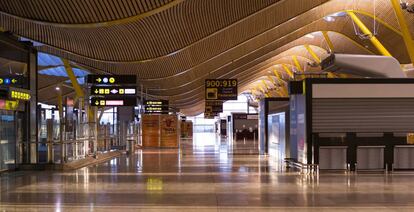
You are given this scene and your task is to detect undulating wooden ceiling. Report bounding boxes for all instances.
[1,0,414,115]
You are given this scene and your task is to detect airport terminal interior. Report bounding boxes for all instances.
[3,0,414,211]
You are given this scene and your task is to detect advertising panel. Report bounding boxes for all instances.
[141,115,160,147]
[160,115,178,147]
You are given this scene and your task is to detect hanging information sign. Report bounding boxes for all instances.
[205,79,238,100]
[205,100,223,113]
[90,97,136,106]
[144,100,169,114]
[86,75,136,85]
[90,86,136,96]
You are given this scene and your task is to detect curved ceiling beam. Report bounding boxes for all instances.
[170,53,324,107]
[172,7,410,108]
[167,30,376,103]
[21,5,392,94]
[1,0,294,63]
[8,8,400,67]
[146,29,372,97]
[0,0,184,29]
[142,26,381,98]
[153,38,350,102]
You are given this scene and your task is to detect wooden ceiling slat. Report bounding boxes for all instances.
[54,1,72,22]
[3,0,412,108]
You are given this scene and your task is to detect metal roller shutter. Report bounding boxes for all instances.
[312,98,414,133]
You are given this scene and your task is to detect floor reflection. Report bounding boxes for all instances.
[1,132,414,211]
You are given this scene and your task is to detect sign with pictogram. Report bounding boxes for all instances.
[144,100,169,114]
[205,100,223,113]
[9,87,31,101]
[0,75,26,87]
[86,75,136,85]
[204,112,218,119]
[90,86,136,96]
[205,79,238,100]
[90,97,136,106]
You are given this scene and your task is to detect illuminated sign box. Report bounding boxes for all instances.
[0,75,26,87]
[0,99,19,110]
[9,88,31,101]
[204,112,218,119]
[90,97,136,106]
[86,75,137,85]
[144,100,169,114]
[205,100,223,113]
[0,88,31,101]
[205,79,238,100]
[90,86,136,96]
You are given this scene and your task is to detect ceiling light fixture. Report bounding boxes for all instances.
[323,16,335,22]
[305,34,315,39]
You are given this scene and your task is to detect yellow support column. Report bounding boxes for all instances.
[322,31,335,52]
[258,85,269,98]
[282,64,294,78]
[390,0,414,64]
[272,68,281,80]
[62,59,84,98]
[304,45,321,63]
[292,55,303,72]
[261,80,269,90]
[347,11,392,56]
[275,90,284,97]
[267,76,276,85]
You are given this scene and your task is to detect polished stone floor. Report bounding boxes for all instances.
[1,133,414,211]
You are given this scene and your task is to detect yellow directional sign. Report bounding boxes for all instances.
[9,88,31,101]
[87,75,136,84]
[11,79,17,84]
[0,99,19,110]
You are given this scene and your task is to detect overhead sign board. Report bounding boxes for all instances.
[86,75,137,85]
[0,75,26,87]
[90,97,136,107]
[144,100,169,114]
[9,87,31,101]
[204,112,218,119]
[205,79,238,100]
[90,86,136,96]
[0,87,31,101]
[205,100,223,113]
[0,99,19,111]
